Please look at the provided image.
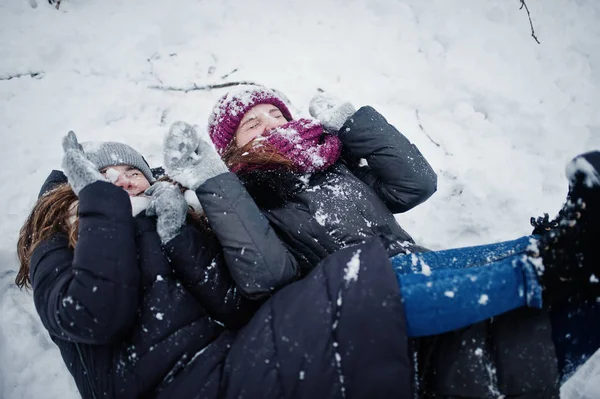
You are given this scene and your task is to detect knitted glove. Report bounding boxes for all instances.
[145,182,188,244]
[308,92,356,134]
[163,121,229,190]
[62,131,105,196]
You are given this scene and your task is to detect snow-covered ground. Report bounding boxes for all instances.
[1,0,599,397]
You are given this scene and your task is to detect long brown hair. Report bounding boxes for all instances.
[16,184,79,289]
[221,140,295,173]
[16,181,210,290]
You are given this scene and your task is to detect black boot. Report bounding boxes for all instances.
[529,151,600,304]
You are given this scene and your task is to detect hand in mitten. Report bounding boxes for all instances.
[163,121,229,190]
[145,182,188,244]
[308,91,356,134]
[62,131,105,196]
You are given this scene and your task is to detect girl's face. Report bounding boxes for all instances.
[234,104,287,147]
[100,165,150,196]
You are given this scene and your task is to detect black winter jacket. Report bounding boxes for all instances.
[238,106,438,273]
[197,172,299,298]
[30,181,256,398]
[156,237,414,399]
[32,178,414,398]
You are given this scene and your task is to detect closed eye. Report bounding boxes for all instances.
[240,116,258,130]
[269,109,283,119]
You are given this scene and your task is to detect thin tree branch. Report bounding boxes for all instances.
[220,68,239,80]
[146,54,164,85]
[415,110,452,156]
[0,72,43,81]
[519,0,540,44]
[149,81,259,93]
[48,0,61,9]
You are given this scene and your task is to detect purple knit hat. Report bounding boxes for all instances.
[208,85,293,154]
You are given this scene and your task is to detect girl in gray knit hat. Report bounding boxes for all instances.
[15,130,305,398]
[79,140,155,197]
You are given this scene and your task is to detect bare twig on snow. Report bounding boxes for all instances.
[415,110,452,156]
[0,72,43,81]
[146,54,164,85]
[220,68,239,80]
[519,0,541,44]
[48,0,61,9]
[149,81,260,93]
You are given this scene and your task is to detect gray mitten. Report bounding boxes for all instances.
[163,121,229,190]
[308,92,356,134]
[62,131,105,196]
[145,182,188,244]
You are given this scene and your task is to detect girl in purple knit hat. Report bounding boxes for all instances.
[163,85,600,396]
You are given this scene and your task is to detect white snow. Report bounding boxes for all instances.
[130,195,151,216]
[1,0,600,398]
[344,249,361,284]
[420,261,432,276]
[411,253,419,267]
[183,189,203,213]
[566,156,600,188]
[103,167,121,183]
[444,290,455,298]
[562,353,600,399]
[479,294,489,305]
[314,209,328,226]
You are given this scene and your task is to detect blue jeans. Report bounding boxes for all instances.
[391,236,542,337]
[390,236,600,379]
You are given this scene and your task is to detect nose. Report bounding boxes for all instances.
[264,117,281,131]
[114,173,133,189]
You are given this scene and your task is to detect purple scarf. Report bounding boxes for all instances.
[243,118,342,173]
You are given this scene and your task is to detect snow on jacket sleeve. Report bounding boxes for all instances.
[195,172,300,298]
[164,225,262,330]
[30,181,140,345]
[339,106,438,213]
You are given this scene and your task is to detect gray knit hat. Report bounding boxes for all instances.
[81,141,155,182]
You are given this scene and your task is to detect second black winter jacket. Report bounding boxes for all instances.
[236,106,438,273]
[30,181,257,398]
